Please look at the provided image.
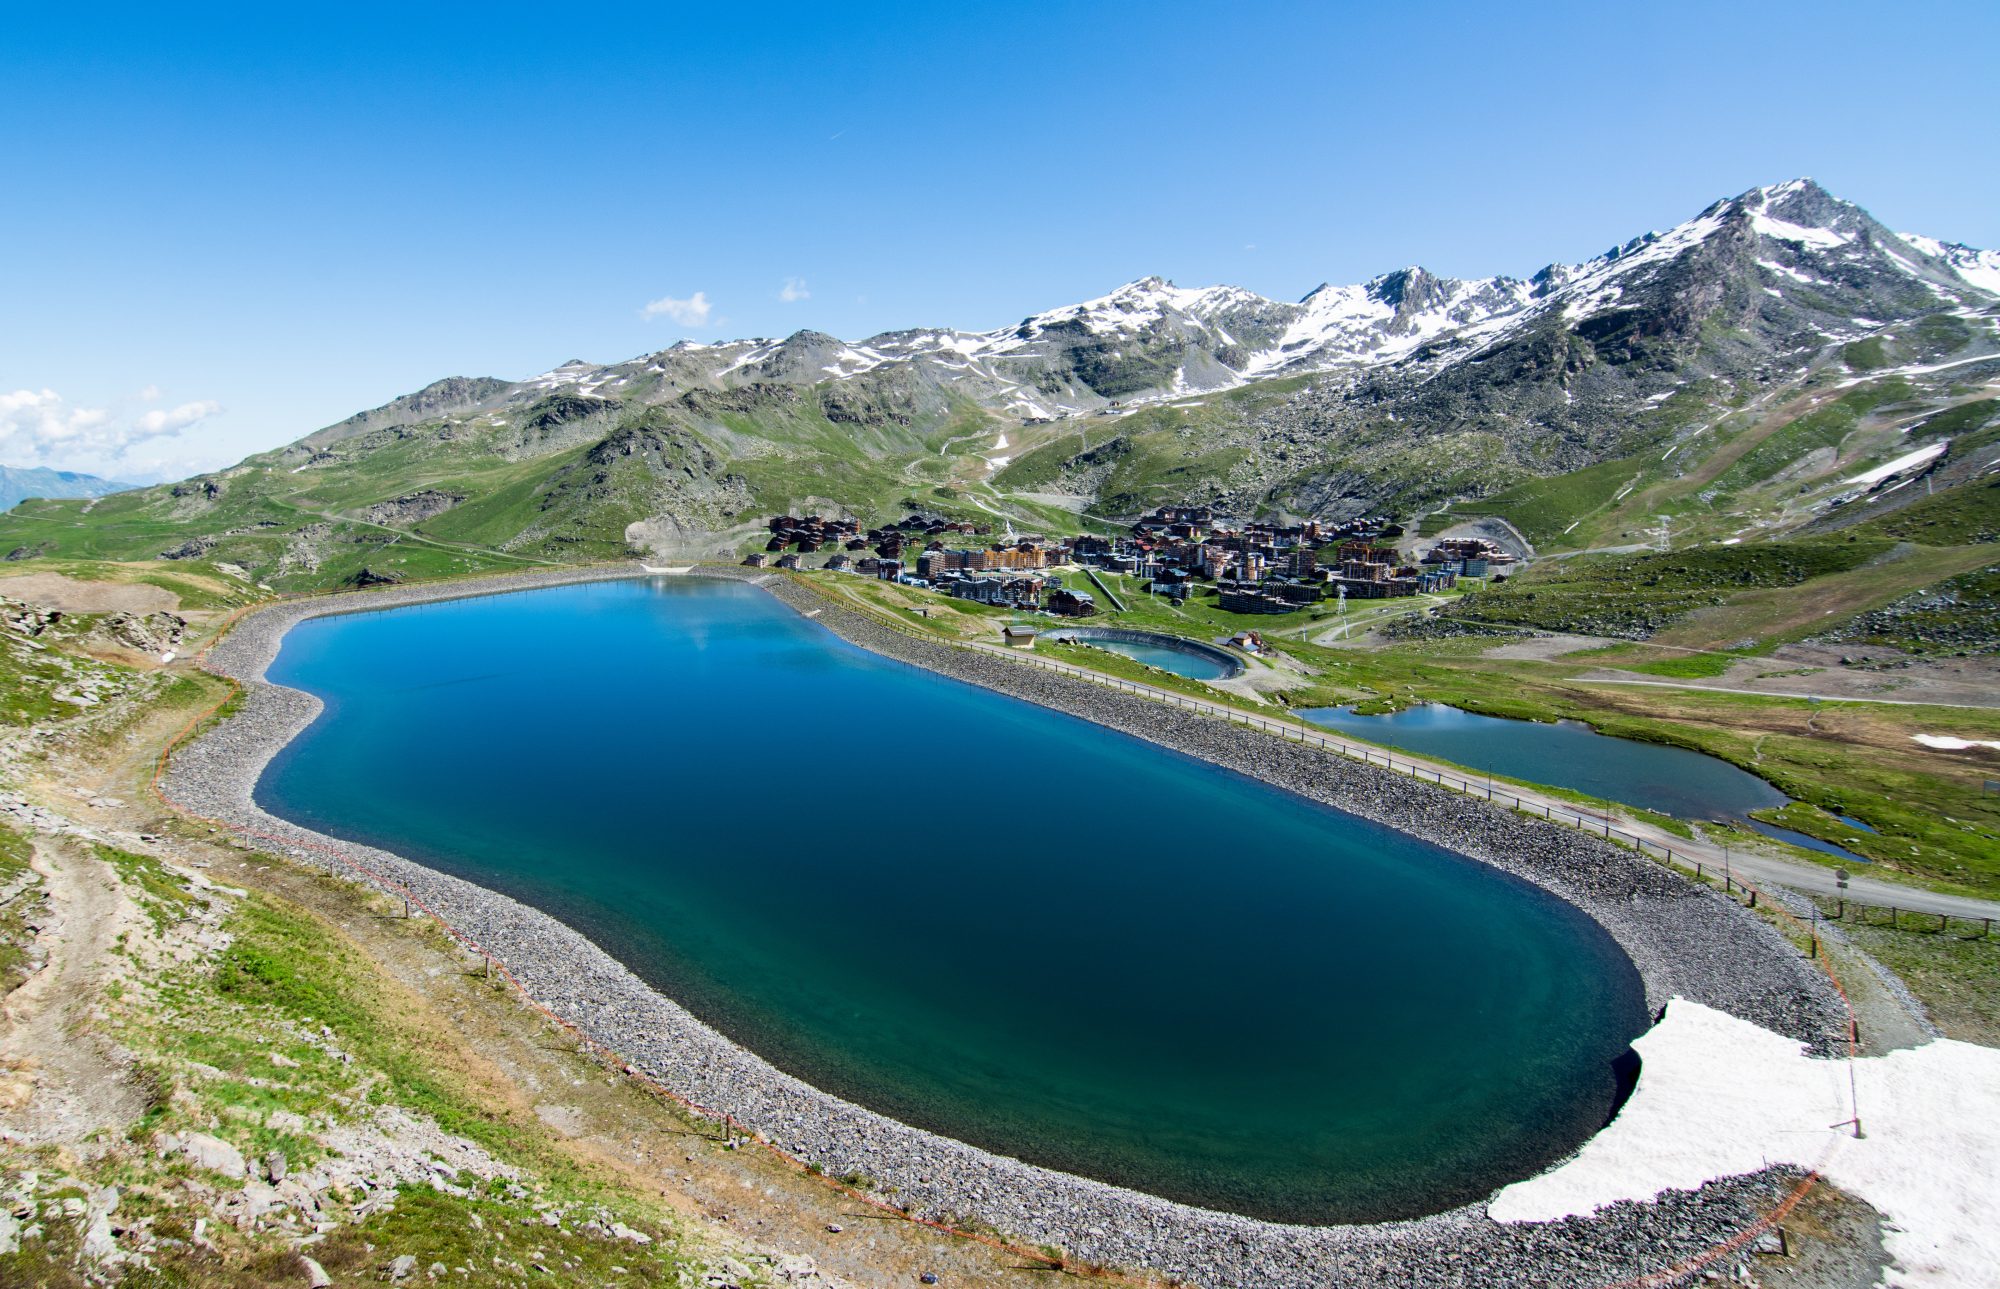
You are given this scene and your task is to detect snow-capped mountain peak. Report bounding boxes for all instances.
[470,179,1994,436]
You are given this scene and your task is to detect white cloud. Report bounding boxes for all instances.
[135,400,223,434]
[0,387,224,479]
[138,383,162,402]
[778,277,810,303]
[0,388,109,448]
[641,291,712,326]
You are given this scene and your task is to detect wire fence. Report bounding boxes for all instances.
[796,572,1989,935]
[1814,899,1994,939]
[810,577,1765,882]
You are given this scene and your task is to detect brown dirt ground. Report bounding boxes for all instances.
[0,571,182,615]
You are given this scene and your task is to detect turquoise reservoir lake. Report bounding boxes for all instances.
[259,578,1646,1223]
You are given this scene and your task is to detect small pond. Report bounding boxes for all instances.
[1743,818,1873,860]
[1049,627,1244,681]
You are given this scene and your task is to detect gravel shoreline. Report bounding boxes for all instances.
[161,564,1849,1288]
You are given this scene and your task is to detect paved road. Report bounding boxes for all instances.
[1715,849,2000,921]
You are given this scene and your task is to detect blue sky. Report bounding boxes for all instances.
[3,0,1995,482]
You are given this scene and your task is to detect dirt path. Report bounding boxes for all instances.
[1826,937,1934,1056]
[280,498,563,569]
[0,838,148,1150]
[1579,675,2000,711]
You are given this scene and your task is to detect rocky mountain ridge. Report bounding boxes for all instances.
[269,181,1998,455]
[2,178,1994,586]
[343,180,1987,430]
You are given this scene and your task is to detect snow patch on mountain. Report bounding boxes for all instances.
[1750,211,1850,251]
[521,360,598,392]
[1237,271,1533,377]
[1899,232,2000,295]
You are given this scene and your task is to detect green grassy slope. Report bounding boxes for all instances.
[0,387,1015,590]
[1446,540,1896,638]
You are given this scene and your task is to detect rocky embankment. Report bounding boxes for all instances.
[160,563,1849,1289]
[732,568,1843,1042]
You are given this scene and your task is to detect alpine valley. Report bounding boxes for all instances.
[4,177,1995,592]
[7,168,2000,1289]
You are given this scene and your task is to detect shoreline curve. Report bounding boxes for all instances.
[158,563,1848,1289]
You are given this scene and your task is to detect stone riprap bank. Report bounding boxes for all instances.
[161,564,1848,1289]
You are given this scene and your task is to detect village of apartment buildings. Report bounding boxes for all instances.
[743,506,1515,618]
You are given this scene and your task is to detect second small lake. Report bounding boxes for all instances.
[1299,704,1875,864]
[1052,629,1242,680]
[1300,703,1788,821]
[1084,638,1234,679]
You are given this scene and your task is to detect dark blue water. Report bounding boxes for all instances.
[258,578,1646,1223]
[1300,704,1871,863]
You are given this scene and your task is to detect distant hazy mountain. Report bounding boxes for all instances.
[0,465,133,513]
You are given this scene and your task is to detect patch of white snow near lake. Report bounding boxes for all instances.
[1843,442,1947,486]
[1912,734,2000,751]
[992,433,1009,450]
[1489,1000,2000,1287]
